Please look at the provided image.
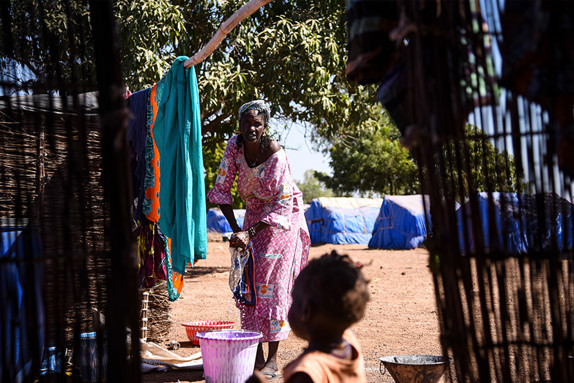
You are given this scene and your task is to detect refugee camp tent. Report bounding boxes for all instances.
[458,192,574,254]
[206,208,245,233]
[305,197,383,245]
[368,195,431,250]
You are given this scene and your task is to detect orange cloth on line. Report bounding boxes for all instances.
[145,82,197,298]
[148,85,184,295]
[145,84,161,223]
[171,272,184,295]
[165,238,183,295]
[282,329,368,383]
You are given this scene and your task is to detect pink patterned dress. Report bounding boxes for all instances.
[207,135,310,342]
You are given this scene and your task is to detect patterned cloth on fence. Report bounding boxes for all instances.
[207,135,310,342]
[136,218,168,288]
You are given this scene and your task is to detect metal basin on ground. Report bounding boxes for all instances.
[379,354,451,383]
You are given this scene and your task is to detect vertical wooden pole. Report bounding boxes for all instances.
[141,292,149,343]
[89,0,140,381]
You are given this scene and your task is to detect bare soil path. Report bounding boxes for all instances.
[142,240,445,383]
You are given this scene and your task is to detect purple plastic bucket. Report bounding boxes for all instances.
[197,330,262,383]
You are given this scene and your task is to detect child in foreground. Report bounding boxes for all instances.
[248,251,370,383]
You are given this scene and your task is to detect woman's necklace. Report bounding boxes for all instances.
[246,143,262,168]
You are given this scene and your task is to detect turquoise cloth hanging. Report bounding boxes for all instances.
[153,57,207,275]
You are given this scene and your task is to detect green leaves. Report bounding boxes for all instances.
[2,0,427,198]
[115,0,187,89]
[441,124,522,199]
[1,0,97,94]
[317,112,420,197]
[295,170,334,203]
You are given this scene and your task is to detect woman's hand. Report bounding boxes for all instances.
[230,230,250,249]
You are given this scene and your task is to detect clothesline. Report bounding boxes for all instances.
[184,0,272,67]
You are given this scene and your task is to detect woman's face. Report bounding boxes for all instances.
[240,109,266,144]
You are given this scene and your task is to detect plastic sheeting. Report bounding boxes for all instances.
[206,208,245,233]
[1,222,44,382]
[368,195,430,250]
[305,197,383,245]
[457,192,574,254]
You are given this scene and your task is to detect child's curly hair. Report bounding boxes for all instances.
[297,251,370,329]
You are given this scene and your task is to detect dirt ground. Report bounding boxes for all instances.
[142,239,446,383]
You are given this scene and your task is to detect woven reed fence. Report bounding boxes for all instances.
[0,1,140,381]
[0,94,110,339]
[385,1,574,381]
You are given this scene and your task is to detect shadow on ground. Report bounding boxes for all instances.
[178,340,201,350]
[142,369,204,382]
[184,266,229,278]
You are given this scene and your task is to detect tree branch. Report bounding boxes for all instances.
[202,111,233,135]
[201,109,217,121]
[184,0,272,67]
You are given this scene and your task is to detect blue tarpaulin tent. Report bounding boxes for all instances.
[206,208,245,233]
[305,197,383,245]
[1,221,44,382]
[457,192,574,254]
[368,195,430,250]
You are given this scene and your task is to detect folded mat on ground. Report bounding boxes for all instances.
[140,340,202,369]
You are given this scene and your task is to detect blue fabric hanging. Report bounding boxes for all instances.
[127,87,151,222]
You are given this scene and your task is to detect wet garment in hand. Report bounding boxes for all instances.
[207,135,311,342]
[229,243,256,306]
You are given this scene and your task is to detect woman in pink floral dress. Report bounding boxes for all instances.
[207,100,310,379]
